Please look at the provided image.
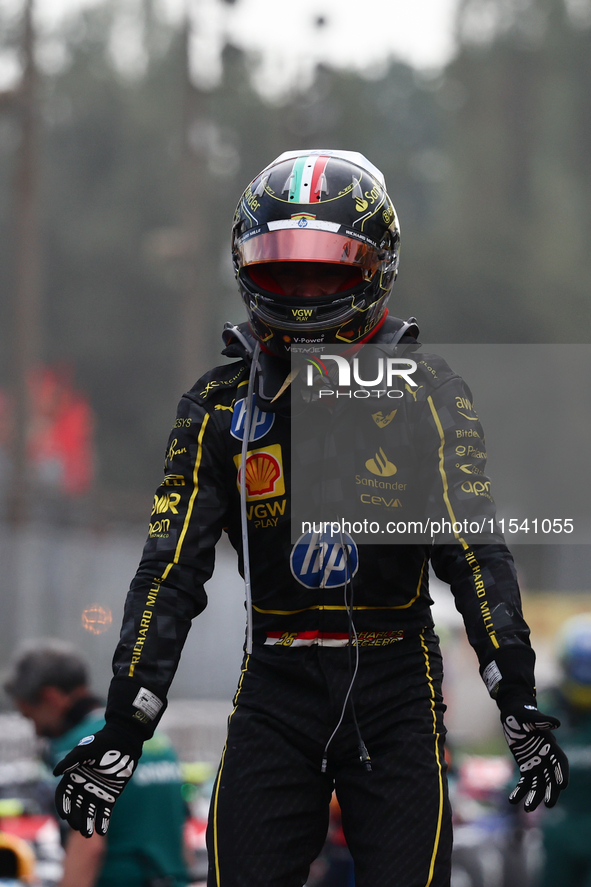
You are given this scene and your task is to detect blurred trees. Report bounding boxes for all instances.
[0,0,589,501]
[428,0,591,343]
[41,8,187,494]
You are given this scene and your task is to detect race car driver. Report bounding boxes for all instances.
[53,150,568,887]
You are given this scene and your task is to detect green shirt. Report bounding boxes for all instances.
[538,689,591,817]
[52,711,189,887]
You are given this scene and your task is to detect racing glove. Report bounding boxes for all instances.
[54,725,142,837]
[501,701,569,812]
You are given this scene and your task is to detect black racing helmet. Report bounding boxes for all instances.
[232,149,401,358]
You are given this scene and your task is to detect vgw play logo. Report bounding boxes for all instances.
[290,530,359,588]
[304,354,418,399]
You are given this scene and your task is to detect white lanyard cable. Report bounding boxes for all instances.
[239,342,261,654]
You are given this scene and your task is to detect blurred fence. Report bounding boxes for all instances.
[0,523,247,705]
[0,701,231,771]
[0,712,42,785]
[1,515,590,756]
[159,700,232,764]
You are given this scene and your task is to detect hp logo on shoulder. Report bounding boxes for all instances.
[230,396,274,442]
[290,530,359,589]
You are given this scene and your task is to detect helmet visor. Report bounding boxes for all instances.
[236,228,382,274]
[247,262,363,297]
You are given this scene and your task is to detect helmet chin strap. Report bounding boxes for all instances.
[239,341,261,654]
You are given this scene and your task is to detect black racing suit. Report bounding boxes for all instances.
[106,315,536,887]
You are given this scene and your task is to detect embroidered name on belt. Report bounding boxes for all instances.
[264,630,404,647]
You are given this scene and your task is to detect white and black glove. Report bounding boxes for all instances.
[501,702,569,812]
[54,726,142,837]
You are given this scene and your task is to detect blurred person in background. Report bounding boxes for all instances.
[4,642,189,887]
[50,150,568,887]
[538,615,591,887]
[315,795,354,887]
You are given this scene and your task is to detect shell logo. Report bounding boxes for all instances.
[244,453,280,495]
[233,443,285,501]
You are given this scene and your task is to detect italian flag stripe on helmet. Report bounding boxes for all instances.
[287,154,330,203]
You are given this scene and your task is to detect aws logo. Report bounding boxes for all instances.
[291,308,314,321]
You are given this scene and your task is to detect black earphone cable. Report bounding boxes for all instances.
[320,529,372,774]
